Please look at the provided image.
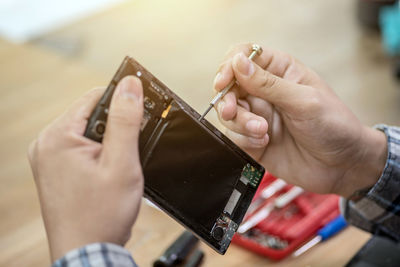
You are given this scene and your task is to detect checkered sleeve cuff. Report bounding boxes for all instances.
[342,124,400,241]
[52,243,138,267]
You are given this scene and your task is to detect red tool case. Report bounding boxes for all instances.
[232,173,340,260]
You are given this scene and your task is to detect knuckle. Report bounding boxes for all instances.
[305,96,321,112]
[35,131,52,155]
[102,165,144,188]
[303,88,322,112]
[293,69,308,84]
[284,53,295,63]
[261,72,278,90]
[35,124,66,155]
[286,55,296,69]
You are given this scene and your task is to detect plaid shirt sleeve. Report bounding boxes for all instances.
[52,243,138,267]
[342,124,400,241]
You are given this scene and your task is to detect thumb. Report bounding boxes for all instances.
[101,76,144,165]
[232,53,313,112]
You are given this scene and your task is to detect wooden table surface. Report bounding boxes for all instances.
[1,0,399,266]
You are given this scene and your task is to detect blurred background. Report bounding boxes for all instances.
[1,0,399,266]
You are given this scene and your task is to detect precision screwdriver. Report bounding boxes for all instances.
[292,214,348,257]
[199,44,263,121]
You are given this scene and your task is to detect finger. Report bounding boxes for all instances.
[214,83,245,121]
[222,43,266,69]
[50,87,106,136]
[246,95,274,123]
[231,52,314,112]
[63,87,106,123]
[216,90,238,121]
[225,128,269,150]
[223,43,299,77]
[217,43,317,85]
[101,76,144,165]
[237,98,250,111]
[218,105,268,138]
[214,43,268,92]
[214,58,234,91]
[259,48,320,85]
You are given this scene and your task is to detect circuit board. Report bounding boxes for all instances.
[242,164,264,188]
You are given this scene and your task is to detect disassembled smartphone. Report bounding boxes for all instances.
[84,57,265,254]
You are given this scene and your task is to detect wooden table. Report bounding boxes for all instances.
[0,38,370,267]
[1,0,399,266]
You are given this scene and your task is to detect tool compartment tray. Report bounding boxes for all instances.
[232,173,340,260]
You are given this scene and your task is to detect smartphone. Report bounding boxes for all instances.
[84,57,265,254]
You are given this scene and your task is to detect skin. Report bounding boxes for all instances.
[213,43,388,198]
[28,76,144,261]
[28,44,388,262]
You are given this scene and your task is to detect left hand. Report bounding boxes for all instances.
[28,76,144,261]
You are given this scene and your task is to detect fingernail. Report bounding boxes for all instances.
[218,100,225,114]
[214,72,223,88]
[246,120,261,133]
[117,77,140,101]
[233,53,255,76]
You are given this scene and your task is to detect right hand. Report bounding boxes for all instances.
[214,44,387,197]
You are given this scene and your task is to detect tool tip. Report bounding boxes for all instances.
[199,105,213,121]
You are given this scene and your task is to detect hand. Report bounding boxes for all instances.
[28,76,144,261]
[214,44,387,197]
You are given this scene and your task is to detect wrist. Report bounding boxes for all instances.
[48,227,128,261]
[339,126,388,198]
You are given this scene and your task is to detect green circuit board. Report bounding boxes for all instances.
[242,163,263,187]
